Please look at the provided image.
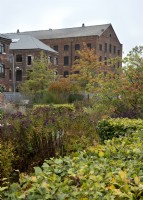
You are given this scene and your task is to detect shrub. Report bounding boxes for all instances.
[68,93,84,103]
[96,118,143,142]
[2,130,143,199]
[0,105,97,181]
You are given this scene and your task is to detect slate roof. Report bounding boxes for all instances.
[22,24,111,40]
[0,34,11,41]
[5,34,57,53]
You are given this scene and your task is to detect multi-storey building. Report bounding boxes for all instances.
[4,33,58,91]
[22,23,122,77]
[0,34,11,91]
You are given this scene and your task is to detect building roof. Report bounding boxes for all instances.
[5,34,57,53]
[21,24,111,40]
[0,34,11,41]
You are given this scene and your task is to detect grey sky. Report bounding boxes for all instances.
[1,0,143,56]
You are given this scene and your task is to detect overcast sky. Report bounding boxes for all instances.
[1,0,143,56]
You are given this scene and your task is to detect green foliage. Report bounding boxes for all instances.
[20,51,55,101]
[96,118,143,142]
[0,141,15,189]
[68,93,84,103]
[3,130,143,199]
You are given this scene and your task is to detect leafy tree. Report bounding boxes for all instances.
[97,46,143,118]
[20,52,56,102]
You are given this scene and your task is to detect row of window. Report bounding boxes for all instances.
[53,43,92,52]
[63,56,80,66]
[0,43,5,54]
[99,43,120,55]
[15,55,58,66]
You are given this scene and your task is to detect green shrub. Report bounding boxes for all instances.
[68,93,84,103]
[96,118,143,142]
[0,142,15,186]
[2,130,143,199]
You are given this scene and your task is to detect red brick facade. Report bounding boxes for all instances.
[0,36,11,91]
[0,24,122,91]
[41,25,122,76]
[9,49,57,91]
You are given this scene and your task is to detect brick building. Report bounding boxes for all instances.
[0,34,11,91]
[22,23,122,77]
[5,33,58,91]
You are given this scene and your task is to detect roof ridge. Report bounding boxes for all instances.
[22,23,111,33]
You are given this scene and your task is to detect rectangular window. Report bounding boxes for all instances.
[9,70,12,80]
[0,64,5,78]
[64,56,69,66]
[27,56,32,65]
[118,50,120,56]
[99,44,102,51]
[109,44,112,53]
[48,56,52,63]
[64,45,69,51]
[53,45,58,51]
[0,43,5,54]
[75,44,80,50]
[54,57,58,65]
[16,54,22,62]
[16,70,22,81]
[87,43,91,49]
[113,46,116,54]
[104,43,107,52]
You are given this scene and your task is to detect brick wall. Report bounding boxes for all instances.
[0,38,11,91]
[41,25,122,76]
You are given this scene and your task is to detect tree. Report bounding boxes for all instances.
[20,52,56,102]
[48,78,73,103]
[97,46,143,118]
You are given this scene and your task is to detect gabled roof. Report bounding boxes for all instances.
[5,33,57,53]
[0,34,11,42]
[22,24,111,39]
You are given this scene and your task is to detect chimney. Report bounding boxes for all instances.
[17,29,20,33]
[82,23,85,27]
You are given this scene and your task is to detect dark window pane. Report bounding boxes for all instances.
[16,54,22,62]
[87,43,91,49]
[64,56,69,66]
[64,45,69,51]
[99,44,102,51]
[0,64,5,78]
[16,70,22,81]
[0,43,5,54]
[27,56,32,65]
[9,70,12,80]
[104,43,107,52]
[75,44,80,50]
[53,45,58,51]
